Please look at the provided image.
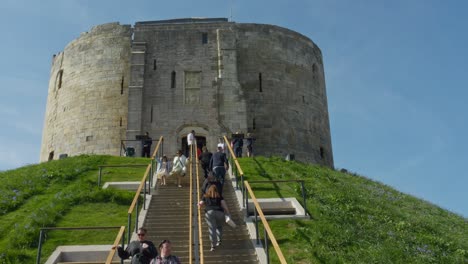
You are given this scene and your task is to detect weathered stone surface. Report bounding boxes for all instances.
[41,18,334,168]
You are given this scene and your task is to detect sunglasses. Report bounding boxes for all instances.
[137,233,146,236]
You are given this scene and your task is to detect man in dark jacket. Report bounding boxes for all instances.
[141,132,152,158]
[115,227,158,264]
[199,146,213,178]
[209,145,229,194]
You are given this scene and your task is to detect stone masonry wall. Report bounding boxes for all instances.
[40,23,132,161]
[128,20,247,156]
[236,24,334,167]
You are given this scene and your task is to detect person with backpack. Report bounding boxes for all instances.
[198,184,231,252]
[199,146,212,178]
[209,145,229,195]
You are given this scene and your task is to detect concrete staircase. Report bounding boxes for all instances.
[145,164,259,263]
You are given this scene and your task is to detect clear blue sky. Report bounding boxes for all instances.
[0,0,466,217]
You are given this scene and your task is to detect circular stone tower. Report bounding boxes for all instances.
[40,18,333,168]
[40,23,132,161]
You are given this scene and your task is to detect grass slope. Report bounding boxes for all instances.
[0,155,149,263]
[0,155,466,263]
[238,156,467,264]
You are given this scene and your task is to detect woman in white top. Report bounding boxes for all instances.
[172,150,186,188]
[156,155,170,186]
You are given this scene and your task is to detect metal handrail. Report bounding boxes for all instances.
[105,226,126,264]
[97,164,149,187]
[36,226,122,264]
[151,136,164,159]
[120,138,161,157]
[247,180,308,217]
[244,181,288,264]
[126,164,151,244]
[189,144,193,264]
[196,144,205,264]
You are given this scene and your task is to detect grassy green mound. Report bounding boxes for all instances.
[1,155,466,263]
[238,156,467,263]
[0,155,149,263]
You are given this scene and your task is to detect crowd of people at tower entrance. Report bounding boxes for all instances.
[115,130,250,263]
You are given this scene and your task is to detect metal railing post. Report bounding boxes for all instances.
[135,200,139,233]
[254,207,259,245]
[127,214,131,245]
[241,174,245,205]
[143,180,147,210]
[98,167,102,187]
[121,231,125,264]
[245,191,249,218]
[301,181,307,216]
[265,228,270,264]
[36,229,44,264]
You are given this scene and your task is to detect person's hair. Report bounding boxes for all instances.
[138,227,147,234]
[202,146,208,152]
[162,156,167,162]
[191,130,195,133]
[177,150,182,155]
[158,239,171,250]
[145,131,149,135]
[204,184,221,199]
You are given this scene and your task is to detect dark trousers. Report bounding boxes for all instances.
[212,166,226,195]
[235,147,242,158]
[201,162,210,178]
[142,146,151,157]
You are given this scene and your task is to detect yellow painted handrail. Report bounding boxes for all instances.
[244,181,288,264]
[127,164,151,214]
[105,226,126,264]
[223,136,244,176]
[196,144,205,264]
[151,136,163,159]
[189,144,193,264]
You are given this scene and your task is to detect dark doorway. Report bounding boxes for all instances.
[48,151,54,161]
[181,136,206,157]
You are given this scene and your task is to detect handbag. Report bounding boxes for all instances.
[225,214,237,228]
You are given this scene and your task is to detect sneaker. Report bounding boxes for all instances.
[216,241,221,246]
[210,247,215,251]
[178,185,182,188]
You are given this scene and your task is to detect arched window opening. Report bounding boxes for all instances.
[171,71,176,88]
[48,151,54,161]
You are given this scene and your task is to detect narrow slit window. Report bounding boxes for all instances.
[202,33,208,44]
[120,117,122,127]
[320,147,325,159]
[253,118,256,130]
[153,59,157,70]
[312,64,318,80]
[57,70,63,89]
[171,71,176,88]
[150,106,153,123]
[259,73,262,92]
[120,76,124,94]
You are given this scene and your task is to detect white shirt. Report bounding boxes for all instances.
[187,132,195,146]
